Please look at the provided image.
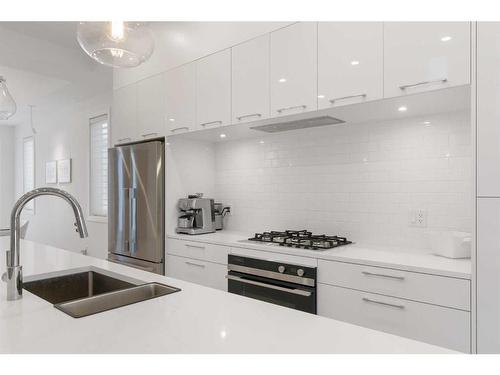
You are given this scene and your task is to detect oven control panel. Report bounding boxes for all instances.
[228,254,317,281]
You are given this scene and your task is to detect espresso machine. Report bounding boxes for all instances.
[176,194,216,235]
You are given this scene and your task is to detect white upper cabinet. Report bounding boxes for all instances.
[232,34,270,123]
[111,84,137,145]
[196,49,231,129]
[384,22,470,98]
[137,74,166,139]
[165,63,197,135]
[270,22,318,117]
[477,22,500,197]
[318,22,383,109]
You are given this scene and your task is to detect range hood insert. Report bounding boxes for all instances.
[250,115,345,133]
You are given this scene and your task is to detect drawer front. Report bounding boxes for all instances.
[165,254,227,291]
[318,283,470,352]
[166,238,230,264]
[318,260,470,311]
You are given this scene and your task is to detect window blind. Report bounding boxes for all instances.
[89,114,109,217]
[23,137,34,211]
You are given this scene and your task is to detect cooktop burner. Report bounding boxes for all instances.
[248,230,352,250]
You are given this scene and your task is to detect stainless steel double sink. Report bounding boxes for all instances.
[23,268,180,318]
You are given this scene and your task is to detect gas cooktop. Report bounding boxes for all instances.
[248,230,352,251]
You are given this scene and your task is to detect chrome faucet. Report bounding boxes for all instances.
[4,187,88,300]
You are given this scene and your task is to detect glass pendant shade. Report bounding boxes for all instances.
[77,22,154,68]
[0,77,17,120]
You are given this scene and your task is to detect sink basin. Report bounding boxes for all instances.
[55,282,179,318]
[23,269,181,318]
[23,270,136,304]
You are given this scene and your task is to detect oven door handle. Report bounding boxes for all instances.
[226,275,312,297]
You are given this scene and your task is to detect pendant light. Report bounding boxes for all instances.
[0,76,17,120]
[77,21,154,68]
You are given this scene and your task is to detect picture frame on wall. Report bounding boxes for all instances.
[57,158,72,184]
[45,161,57,184]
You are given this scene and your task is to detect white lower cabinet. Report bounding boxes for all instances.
[165,254,227,291]
[477,198,500,353]
[167,238,230,264]
[318,260,470,311]
[318,283,470,353]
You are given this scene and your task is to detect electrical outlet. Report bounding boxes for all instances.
[408,209,427,228]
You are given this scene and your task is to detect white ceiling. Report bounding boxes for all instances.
[0,22,79,49]
[0,22,112,126]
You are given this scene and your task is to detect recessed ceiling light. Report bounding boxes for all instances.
[351,60,360,66]
[278,78,287,83]
[441,36,452,42]
[398,106,408,112]
[317,94,325,99]
[259,140,265,144]
[423,121,431,126]
[219,133,226,139]
[168,118,175,122]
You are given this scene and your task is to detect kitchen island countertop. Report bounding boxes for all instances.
[0,238,456,354]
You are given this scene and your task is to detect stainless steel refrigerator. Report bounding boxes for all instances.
[108,140,165,275]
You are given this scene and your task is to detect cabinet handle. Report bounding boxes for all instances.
[170,127,189,133]
[236,113,262,121]
[200,120,222,127]
[276,105,307,114]
[399,78,447,90]
[185,244,205,250]
[118,137,131,143]
[329,93,367,103]
[141,132,158,138]
[362,297,405,309]
[185,261,205,268]
[361,271,405,281]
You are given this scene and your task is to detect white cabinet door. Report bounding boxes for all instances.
[196,49,231,129]
[477,197,500,353]
[318,22,383,109]
[318,283,470,352]
[384,22,470,98]
[270,22,317,117]
[232,34,270,123]
[111,84,137,145]
[165,254,227,291]
[477,23,500,197]
[165,63,197,135]
[137,74,166,140]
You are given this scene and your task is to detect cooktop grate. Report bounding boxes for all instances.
[248,230,352,250]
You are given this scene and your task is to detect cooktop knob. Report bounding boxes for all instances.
[297,269,305,277]
[278,265,286,273]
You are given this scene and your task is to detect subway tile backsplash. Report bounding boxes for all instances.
[214,111,472,250]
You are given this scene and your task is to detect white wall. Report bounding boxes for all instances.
[14,92,112,258]
[0,126,15,228]
[165,138,216,234]
[212,111,472,251]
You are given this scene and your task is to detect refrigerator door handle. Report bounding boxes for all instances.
[129,187,137,254]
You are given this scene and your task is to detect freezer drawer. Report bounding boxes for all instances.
[108,253,164,275]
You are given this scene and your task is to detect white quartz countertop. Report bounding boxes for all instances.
[167,231,471,279]
[0,238,456,353]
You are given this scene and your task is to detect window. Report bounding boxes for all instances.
[89,114,109,218]
[23,137,35,211]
